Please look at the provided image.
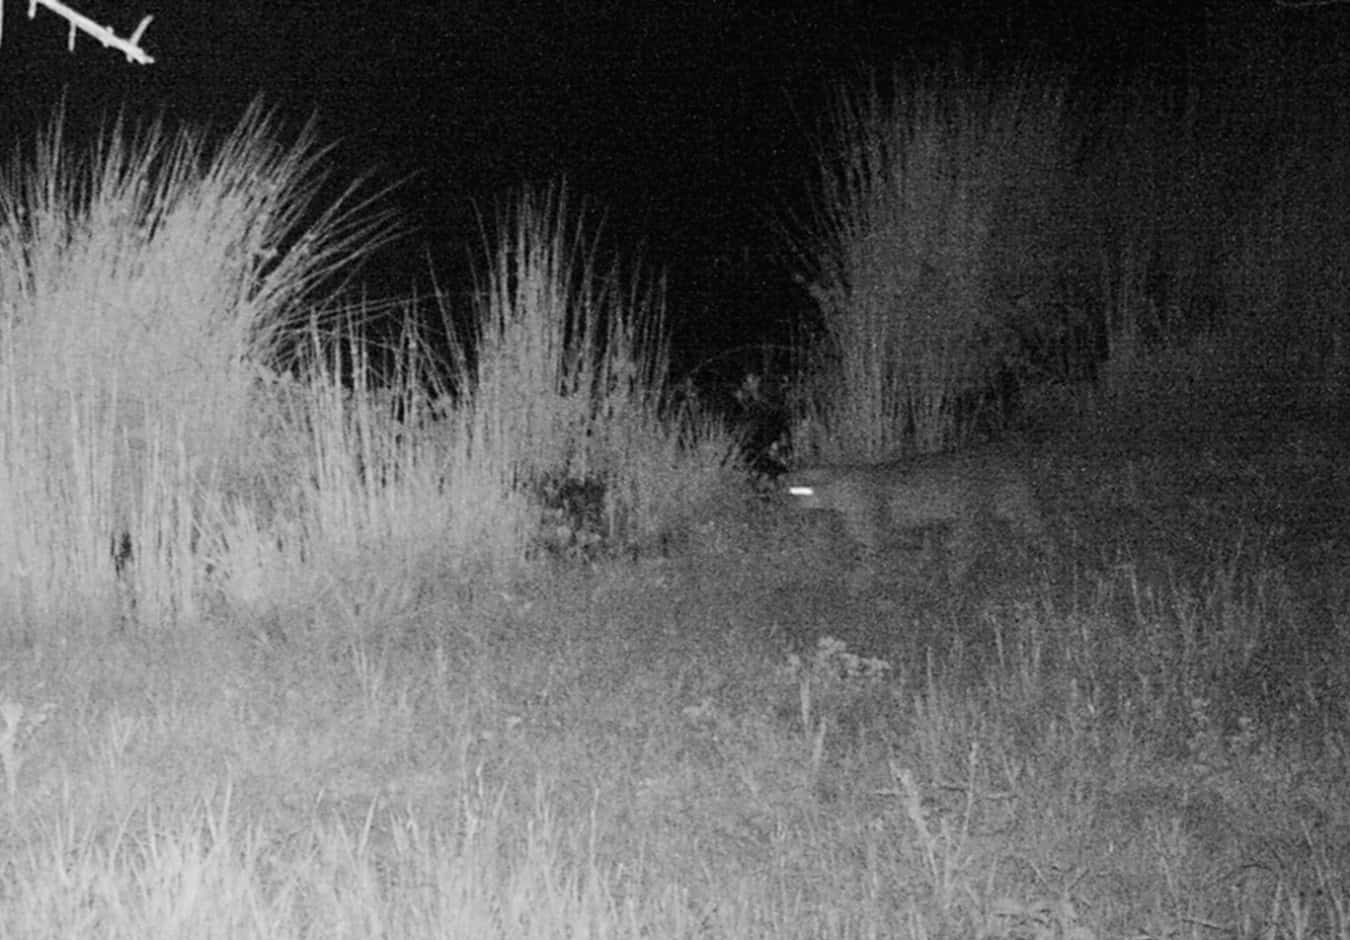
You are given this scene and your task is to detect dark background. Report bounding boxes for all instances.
[0,0,1342,380]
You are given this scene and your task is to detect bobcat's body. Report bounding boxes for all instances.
[782,448,1044,581]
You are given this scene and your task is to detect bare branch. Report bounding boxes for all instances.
[2,0,155,64]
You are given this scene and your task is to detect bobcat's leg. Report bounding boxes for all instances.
[845,562,877,596]
[840,490,886,594]
[944,517,982,583]
[994,474,1045,541]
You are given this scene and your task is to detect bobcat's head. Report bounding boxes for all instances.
[781,468,831,511]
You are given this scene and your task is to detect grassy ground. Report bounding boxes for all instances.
[0,393,1345,939]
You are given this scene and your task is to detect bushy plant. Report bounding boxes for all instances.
[466,187,727,559]
[795,65,1076,460]
[0,100,393,633]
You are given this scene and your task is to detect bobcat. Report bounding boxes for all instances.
[782,448,1044,582]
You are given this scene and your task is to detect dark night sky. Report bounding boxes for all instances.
[1,0,1344,372]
